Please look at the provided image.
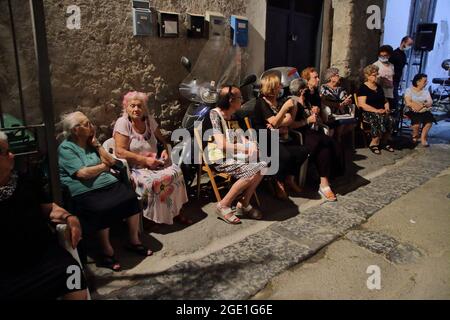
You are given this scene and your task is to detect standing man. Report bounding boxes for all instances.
[390,36,414,112]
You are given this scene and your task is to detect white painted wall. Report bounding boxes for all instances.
[383,0,412,47]
[425,0,450,86]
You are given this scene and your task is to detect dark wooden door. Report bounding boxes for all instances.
[266,0,323,72]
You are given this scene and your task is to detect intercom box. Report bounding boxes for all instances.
[158,11,180,38]
[205,11,226,39]
[230,15,249,47]
[132,0,156,36]
[187,13,205,38]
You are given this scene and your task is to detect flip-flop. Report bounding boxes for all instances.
[369,145,381,155]
[125,243,153,257]
[96,254,122,272]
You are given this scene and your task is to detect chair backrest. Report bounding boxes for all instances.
[103,138,115,155]
[354,94,360,109]
[193,127,206,166]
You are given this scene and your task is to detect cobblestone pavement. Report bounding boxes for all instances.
[106,145,450,300]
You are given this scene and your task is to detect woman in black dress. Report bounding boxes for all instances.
[357,64,395,155]
[288,74,343,202]
[251,73,309,200]
[0,131,87,300]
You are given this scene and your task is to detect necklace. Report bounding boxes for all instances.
[0,171,18,202]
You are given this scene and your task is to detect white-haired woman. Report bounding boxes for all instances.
[114,92,189,226]
[58,112,152,272]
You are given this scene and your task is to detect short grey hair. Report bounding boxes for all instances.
[323,67,340,83]
[289,78,308,96]
[60,111,87,139]
[0,130,7,143]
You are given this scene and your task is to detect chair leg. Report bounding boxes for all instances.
[253,192,261,207]
[206,169,222,203]
[299,159,309,187]
[197,165,202,200]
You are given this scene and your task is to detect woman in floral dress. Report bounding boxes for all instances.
[114,91,190,225]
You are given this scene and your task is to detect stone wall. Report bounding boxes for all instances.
[329,0,386,91]
[0,0,247,140]
[0,0,387,141]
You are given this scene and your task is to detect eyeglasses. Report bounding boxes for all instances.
[231,96,244,102]
[76,121,93,129]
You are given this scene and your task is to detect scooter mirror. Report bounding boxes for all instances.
[181,56,192,73]
[240,74,257,88]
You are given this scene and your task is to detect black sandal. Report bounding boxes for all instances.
[383,144,395,153]
[126,243,153,257]
[97,254,122,272]
[369,145,381,155]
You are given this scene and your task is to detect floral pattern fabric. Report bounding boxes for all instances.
[114,116,188,225]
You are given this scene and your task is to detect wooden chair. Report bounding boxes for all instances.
[193,125,260,206]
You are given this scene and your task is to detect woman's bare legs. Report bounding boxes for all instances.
[239,172,263,208]
[411,124,420,142]
[127,213,141,245]
[421,123,433,146]
[63,289,88,300]
[98,229,114,256]
[219,175,257,209]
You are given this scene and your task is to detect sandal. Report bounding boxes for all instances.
[125,243,153,257]
[96,254,122,272]
[383,144,395,153]
[236,203,263,220]
[216,205,241,225]
[319,186,337,202]
[369,145,381,155]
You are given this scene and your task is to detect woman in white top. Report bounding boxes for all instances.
[404,74,436,147]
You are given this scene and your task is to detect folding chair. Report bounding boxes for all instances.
[193,127,233,202]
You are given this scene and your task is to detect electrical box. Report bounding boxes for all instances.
[187,13,205,38]
[132,0,155,36]
[158,11,179,38]
[230,15,248,47]
[205,11,226,39]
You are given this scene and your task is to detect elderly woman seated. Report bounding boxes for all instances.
[58,112,152,272]
[288,78,343,202]
[113,91,189,226]
[404,73,436,147]
[357,64,395,155]
[208,86,268,224]
[0,131,87,300]
[320,67,356,143]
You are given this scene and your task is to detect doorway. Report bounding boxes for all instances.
[265,0,324,72]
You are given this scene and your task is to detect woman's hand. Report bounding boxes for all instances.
[245,142,259,158]
[311,106,320,115]
[307,114,317,125]
[376,109,386,115]
[66,215,82,250]
[161,149,172,166]
[145,156,164,170]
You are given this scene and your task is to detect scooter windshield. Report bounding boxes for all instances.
[179,36,242,103]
